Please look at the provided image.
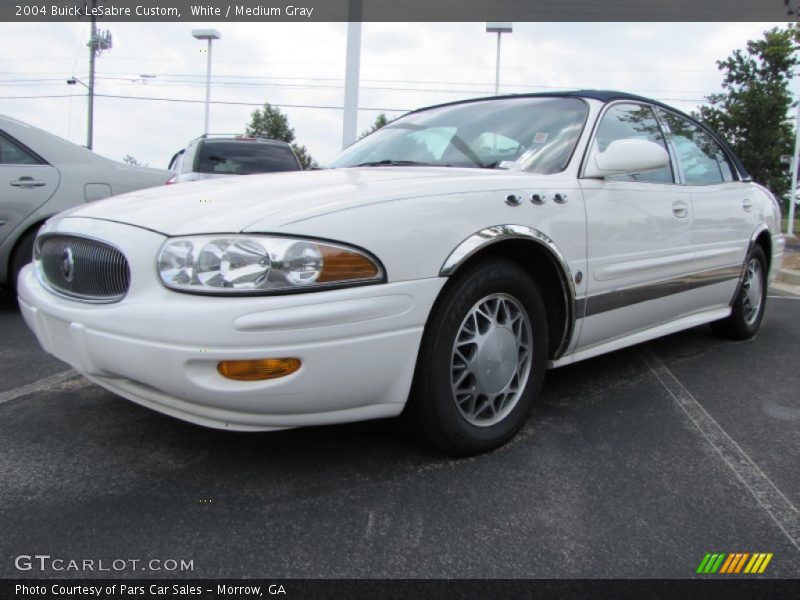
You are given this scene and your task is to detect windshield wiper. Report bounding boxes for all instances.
[354,160,443,167]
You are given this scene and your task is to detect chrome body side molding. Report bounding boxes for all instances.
[579,264,742,317]
[440,224,576,359]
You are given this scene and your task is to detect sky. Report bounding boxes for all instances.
[0,21,794,169]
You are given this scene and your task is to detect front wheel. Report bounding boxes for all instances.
[711,246,768,340]
[406,258,548,456]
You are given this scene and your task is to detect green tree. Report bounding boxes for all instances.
[697,25,799,197]
[359,113,389,139]
[245,102,317,169]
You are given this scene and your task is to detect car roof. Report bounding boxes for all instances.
[406,90,750,181]
[196,136,294,148]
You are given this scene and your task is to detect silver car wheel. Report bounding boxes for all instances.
[741,258,763,326]
[450,293,533,427]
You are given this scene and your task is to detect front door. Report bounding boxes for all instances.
[577,102,694,351]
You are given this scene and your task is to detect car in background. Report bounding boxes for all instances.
[0,115,171,289]
[167,135,303,183]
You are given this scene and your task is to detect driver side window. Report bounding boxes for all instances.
[593,103,674,184]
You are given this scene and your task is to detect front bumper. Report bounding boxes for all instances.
[17,217,444,431]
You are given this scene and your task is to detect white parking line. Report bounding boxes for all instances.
[768,295,800,300]
[638,348,800,552]
[0,369,80,406]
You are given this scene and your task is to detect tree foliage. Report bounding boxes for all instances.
[245,102,317,169]
[122,154,142,166]
[697,25,799,197]
[359,113,389,139]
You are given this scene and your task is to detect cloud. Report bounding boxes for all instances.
[0,21,790,168]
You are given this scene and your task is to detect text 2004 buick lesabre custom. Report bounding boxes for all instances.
[18,91,785,455]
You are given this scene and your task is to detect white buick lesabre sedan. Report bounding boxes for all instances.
[17,91,785,455]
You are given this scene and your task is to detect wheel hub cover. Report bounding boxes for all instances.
[475,327,517,393]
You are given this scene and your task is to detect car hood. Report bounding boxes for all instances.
[64,167,545,235]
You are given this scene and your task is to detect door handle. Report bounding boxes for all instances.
[10,177,46,188]
[742,198,754,212]
[672,201,689,218]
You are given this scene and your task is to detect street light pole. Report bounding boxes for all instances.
[486,22,512,96]
[789,101,799,237]
[192,29,221,135]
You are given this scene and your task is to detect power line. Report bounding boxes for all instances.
[0,91,711,106]
[0,93,412,112]
[0,74,722,98]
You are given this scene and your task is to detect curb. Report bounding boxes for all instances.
[770,281,800,296]
[777,268,800,286]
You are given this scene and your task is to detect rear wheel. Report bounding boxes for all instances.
[407,258,548,456]
[711,246,767,340]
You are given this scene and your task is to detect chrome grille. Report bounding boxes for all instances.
[36,235,130,303]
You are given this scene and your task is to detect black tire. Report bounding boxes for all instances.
[8,226,39,291]
[406,258,548,456]
[711,245,768,341]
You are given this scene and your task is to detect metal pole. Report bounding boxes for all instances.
[203,38,213,134]
[342,20,362,149]
[494,31,501,96]
[789,101,800,237]
[87,13,96,150]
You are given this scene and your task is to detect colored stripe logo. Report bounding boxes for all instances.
[696,552,773,574]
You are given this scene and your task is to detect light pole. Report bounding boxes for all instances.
[66,76,93,148]
[789,101,799,237]
[192,29,221,135]
[486,22,512,96]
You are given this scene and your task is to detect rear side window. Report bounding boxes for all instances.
[168,150,184,171]
[194,141,301,175]
[658,111,734,185]
[593,103,674,184]
[0,132,43,165]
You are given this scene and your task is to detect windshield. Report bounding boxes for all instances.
[195,141,301,175]
[329,97,589,174]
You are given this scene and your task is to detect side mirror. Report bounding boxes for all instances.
[584,139,670,178]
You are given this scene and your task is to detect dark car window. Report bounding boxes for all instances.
[194,141,301,175]
[593,103,674,184]
[0,132,43,165]
[658,111,733,185]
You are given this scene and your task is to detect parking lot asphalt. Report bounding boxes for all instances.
[1,286,798,579]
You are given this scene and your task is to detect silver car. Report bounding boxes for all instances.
[0,115,171,288]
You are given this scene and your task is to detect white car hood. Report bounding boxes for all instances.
[64,167,540,235]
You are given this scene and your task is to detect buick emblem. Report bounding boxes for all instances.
[60,247,75,282]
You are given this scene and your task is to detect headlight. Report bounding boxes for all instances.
[157,235,384,294]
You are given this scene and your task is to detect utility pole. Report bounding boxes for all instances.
[88,10,96,150]
[86,0,112,151]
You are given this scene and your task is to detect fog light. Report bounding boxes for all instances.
[217,358,301,381]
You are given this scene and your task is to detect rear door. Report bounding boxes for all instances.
[657,109,754,306]
[577,102,694,350]
[0,130,60,246]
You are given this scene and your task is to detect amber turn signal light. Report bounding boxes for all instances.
[318,246,380,283]
[217,358,301,381]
